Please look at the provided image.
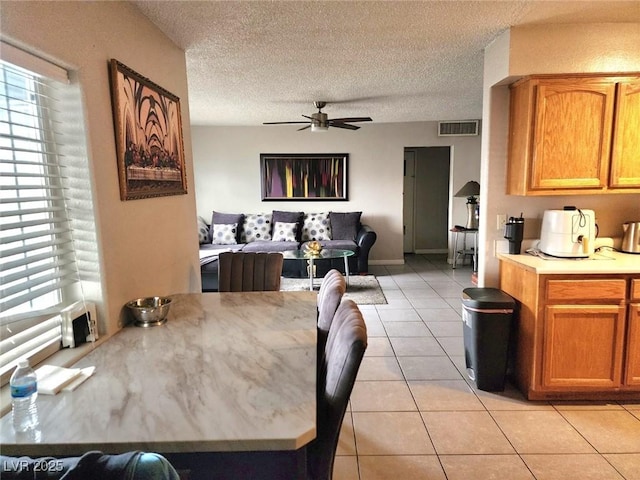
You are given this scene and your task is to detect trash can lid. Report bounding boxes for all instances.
[462,288,515,309]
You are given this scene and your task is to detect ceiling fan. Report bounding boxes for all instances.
[263,101,372,132]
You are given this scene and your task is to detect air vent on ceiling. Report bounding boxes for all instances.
[438,120,480,136]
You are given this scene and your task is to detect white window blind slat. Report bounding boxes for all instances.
[0,316,62,378]
[0,232,73,258]
[0,157,65,168]
[0,114,64,136]
[0,215,68,232]
[1,256,75,286]
[0,133,62,148]
[1,269,78,308]
[1,226,72,246]
[1,246,76,275]
[1,205,67,218]
[1,82,57,106]
[1,277,77,324]
[1,196,67,205]
[0,146,64,158]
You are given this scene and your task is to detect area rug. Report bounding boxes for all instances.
[280,275,387,305]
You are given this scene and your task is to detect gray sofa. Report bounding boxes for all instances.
[199,210,377,292]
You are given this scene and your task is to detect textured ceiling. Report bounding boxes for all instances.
[133,1,640,127]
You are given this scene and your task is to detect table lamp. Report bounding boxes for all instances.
[455,181,480,229]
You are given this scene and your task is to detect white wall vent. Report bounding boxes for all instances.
[438,120,480,136]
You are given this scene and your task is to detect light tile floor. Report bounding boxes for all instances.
[333,254,640,480]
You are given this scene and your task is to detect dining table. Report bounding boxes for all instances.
[0,291,318,480]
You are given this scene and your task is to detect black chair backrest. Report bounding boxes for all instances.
[307,299,367,480]
[0,451,180,479]
[218,252,283,292]
[317,269,346,351]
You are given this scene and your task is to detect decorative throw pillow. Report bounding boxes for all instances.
[272,210,303,241]
[272,221,298,242]
[241,213,272,242]
[301,212,332,241]
[211,211,244,244]
[212,223,238,245]
[330,212,362,241]
[197,216,209,244]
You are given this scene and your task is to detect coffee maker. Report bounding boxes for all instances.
[504,214,525,254]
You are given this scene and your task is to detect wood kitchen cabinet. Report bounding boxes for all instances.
[626,279,640,386]
[611,79,640,188]
[507,74,640,195]
[499,260,640,400]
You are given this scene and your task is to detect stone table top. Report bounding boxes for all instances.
[0,291,318,456]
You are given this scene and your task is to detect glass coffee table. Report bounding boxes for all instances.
[282,249,355,291]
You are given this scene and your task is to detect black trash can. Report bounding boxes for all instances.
[462,287,515,391]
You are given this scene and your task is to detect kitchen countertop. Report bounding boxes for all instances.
[498,250,640,275]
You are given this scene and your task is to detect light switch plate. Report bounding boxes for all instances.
[497,214,507,231]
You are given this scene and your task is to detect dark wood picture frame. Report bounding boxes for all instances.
[260,153,348,201]
[109,59,187,200]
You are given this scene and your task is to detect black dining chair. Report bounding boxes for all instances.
[217,252,284,292]
[307,299,367,480]
[317,269,346,353]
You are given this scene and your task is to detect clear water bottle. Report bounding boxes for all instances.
[10,359,39,432]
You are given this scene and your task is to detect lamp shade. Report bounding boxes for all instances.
[455,181,480,198]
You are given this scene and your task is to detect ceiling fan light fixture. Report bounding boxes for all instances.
[311,123,328,132]
[311,112,328,132]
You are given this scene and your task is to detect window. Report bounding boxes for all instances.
[0,45,95,384]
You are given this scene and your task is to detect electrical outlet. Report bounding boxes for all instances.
[497,214,507,231]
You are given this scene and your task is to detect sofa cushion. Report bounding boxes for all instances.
[197,216,209,244]
[242,240,299,253]
[272,210,303,241]
[302,212,332,241]
[330,212,362,241]
[200,244,245,253]
[303,239,358,252]
[212,223,238,245]
[211,211,244,243]
[272,221,298,242]
[241,213,272,242]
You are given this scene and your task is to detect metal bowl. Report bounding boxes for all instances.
[126,296,172,327]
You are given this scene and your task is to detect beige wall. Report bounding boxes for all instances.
[480,24,640,287]
[192,122,481,264]
[0,1,200,335]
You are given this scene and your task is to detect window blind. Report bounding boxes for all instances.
[0,53,80,381]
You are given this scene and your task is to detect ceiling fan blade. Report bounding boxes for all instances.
[328,117,372,123]
[329,121,360,130]
[263,121,309,125]
[297,125,311,131]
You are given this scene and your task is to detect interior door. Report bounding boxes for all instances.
[403,150,416,253]
[414,147,450,253]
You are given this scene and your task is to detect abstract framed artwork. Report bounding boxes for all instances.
[260,153,348,201]
[109,59,187,200]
